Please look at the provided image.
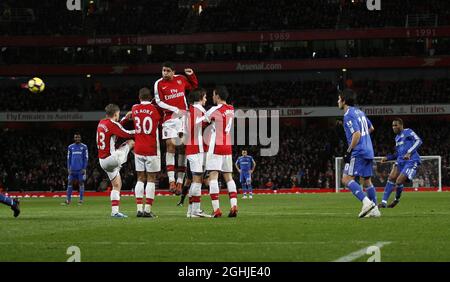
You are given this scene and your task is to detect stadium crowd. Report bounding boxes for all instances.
[0,119,448,192]
[1,79,449,111]
[1,0,449,36]
[2,37,448,66]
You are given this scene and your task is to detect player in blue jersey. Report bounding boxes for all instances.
[379,118,422,208]
[63,133,88,205]
[235,150,256,199]
[338,89,380,218]
[0,193,20,217]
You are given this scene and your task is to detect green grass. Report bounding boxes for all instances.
[1,192,450,262]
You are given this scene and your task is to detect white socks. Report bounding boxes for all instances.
[111,190,120,214]
[135,181,144,212]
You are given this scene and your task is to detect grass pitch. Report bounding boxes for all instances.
[1,192,450,262]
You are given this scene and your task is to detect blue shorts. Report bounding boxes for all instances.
[240,173,252,185]
[343,157,373,178]
[68,171,86,183]
[397,161,420,181]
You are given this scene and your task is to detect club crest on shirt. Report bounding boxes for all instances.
[177,80,182,85]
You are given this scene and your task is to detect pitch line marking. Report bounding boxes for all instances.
[333,241,392,262]
[0,241,374,246]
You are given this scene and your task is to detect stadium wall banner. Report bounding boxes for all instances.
[1,27,450,46]
[0,112,104,122]
[1,105,450,121]
[276,104,450,117]
[2,57,450,76]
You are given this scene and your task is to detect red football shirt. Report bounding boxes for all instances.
[185,103,209,155]
[153,73,198,122]
[131,101,161,156]
[206,103,234,155]
[96,118,135,159]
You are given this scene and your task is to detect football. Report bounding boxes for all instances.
[27,77,45,93]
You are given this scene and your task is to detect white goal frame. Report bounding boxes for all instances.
[335,156,442,193]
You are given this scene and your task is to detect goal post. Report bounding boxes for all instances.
[335,156,442,193]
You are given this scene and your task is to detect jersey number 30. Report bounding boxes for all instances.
[134,116,153,135]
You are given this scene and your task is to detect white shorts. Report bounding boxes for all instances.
[162,116,186,140]
[187,153,206,174]
[99,144,131,180]
[134,153,161,173]
[205,154,233,173]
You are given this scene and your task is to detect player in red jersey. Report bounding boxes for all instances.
[184,88,211,218]
[154,62,198,194]
[205,86,238,218]
[97,104,135,218]
[131,88,161,218]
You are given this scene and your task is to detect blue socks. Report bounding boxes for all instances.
[347,180,366,202]
[0,193,14,206]
[66,184,73,203]
[366,185,377,205]
[79,184,85,202]
[395,184,404,201]
[382,180,395,203]
[248,183,253,196]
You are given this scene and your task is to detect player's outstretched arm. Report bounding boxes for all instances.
[385,151,398,162]
[120,111,132,125]
[111,120,135,139]
[184,68,198,89]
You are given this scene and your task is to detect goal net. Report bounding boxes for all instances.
[335,156,442,192]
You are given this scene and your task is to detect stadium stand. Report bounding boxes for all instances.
[1,119,448,191]
[1,79,449,111]
[2,0,450,35]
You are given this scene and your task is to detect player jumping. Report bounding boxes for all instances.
[235,149,256,199]
[97,104,135,218]
[154,62,198,195]
[338,89,380,218]
[379,118,422,208]
[205,86,238,218]
[63,132,88,205]
[131,88,161,218]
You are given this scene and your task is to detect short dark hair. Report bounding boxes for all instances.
[213,85,229,101]
[339,89,356,107]
[189,88,207,104]
[105,104,120,117]
[139,87,152,101]
[162,61,175,71]
[393,118,404,125]
[74,132,81,136]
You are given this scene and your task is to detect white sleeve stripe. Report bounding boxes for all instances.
[154,78,162,102]
[120,116,128,123]
[407,139,421,153]
[158,101,179,112]
[206,104,222,117]
[153,78,180,112]
[195,116,207,124]
[111,120,135,135]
